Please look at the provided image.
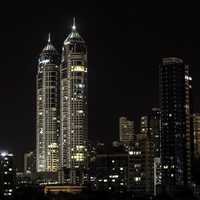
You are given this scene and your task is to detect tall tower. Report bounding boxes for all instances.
[36,34,60,181]
[60,19,88,184]
[140,108,161,195]
[159,57,192,190]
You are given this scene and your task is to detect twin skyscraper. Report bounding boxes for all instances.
[36,19,88,185]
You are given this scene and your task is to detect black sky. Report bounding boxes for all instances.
[0,2,200,169]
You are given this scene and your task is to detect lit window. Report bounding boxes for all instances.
[134,177,141,182]
[77,110,84,114]
[129,151,133,155]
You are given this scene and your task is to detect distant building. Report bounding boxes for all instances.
[93,144,128,192]
[36,33,60,182]
[159,57,193,189]
[0,152,15,199]
[60,19,88,184]
[193,113,200,159]
[140,108,161,195]
[24,151,36,178]
[119,117,134,146]
[128,132,154,197]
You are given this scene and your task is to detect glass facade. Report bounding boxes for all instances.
[159,57,192,187]
[60,22,88,184]
[36,36,60,178]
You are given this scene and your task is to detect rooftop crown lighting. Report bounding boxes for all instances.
[1,152,8,157]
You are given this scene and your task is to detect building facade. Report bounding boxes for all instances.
[24,151,36,177]
[159,57,192,189]
[0,152,15,199]
[36,34,60,180]
[119,117,134,146]
[60,20,88,184]
[140,108,161,195]
[94,149,128,192]
[193,113,200,159]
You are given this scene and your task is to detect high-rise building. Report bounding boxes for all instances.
[60,19,88,184]
[193,113,200,159]
[140,108,161,195]
[119,117,134,146]
[36,34,60,181]
[0,152,15,199]
[159,57,192,189]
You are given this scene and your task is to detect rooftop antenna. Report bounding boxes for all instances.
[72,17,76,31]
[48,32,51,43]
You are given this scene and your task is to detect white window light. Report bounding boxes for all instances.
[1,152,7,157]
[134,177,141,182]
[129,151,133,155]
[77,110,84,114]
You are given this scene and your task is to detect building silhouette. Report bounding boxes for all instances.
[24,150,36,179]
[159,57,193,190]
[140,108,161,195]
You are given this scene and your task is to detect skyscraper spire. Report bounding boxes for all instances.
[72,17,76,31]
[48,32,51,43]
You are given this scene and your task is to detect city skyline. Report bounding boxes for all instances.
[1,2,200,170]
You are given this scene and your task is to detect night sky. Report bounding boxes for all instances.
[0,2,200,170]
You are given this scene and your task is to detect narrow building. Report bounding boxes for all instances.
[159,57,192,190]
[36,34,60,182]
[119,117,134,146]
[60,19,88,184]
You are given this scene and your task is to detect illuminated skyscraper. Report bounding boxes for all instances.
[159,57,192,189]
[119,117,134,146]
[60,19,88,184]
[36,34,60,180]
